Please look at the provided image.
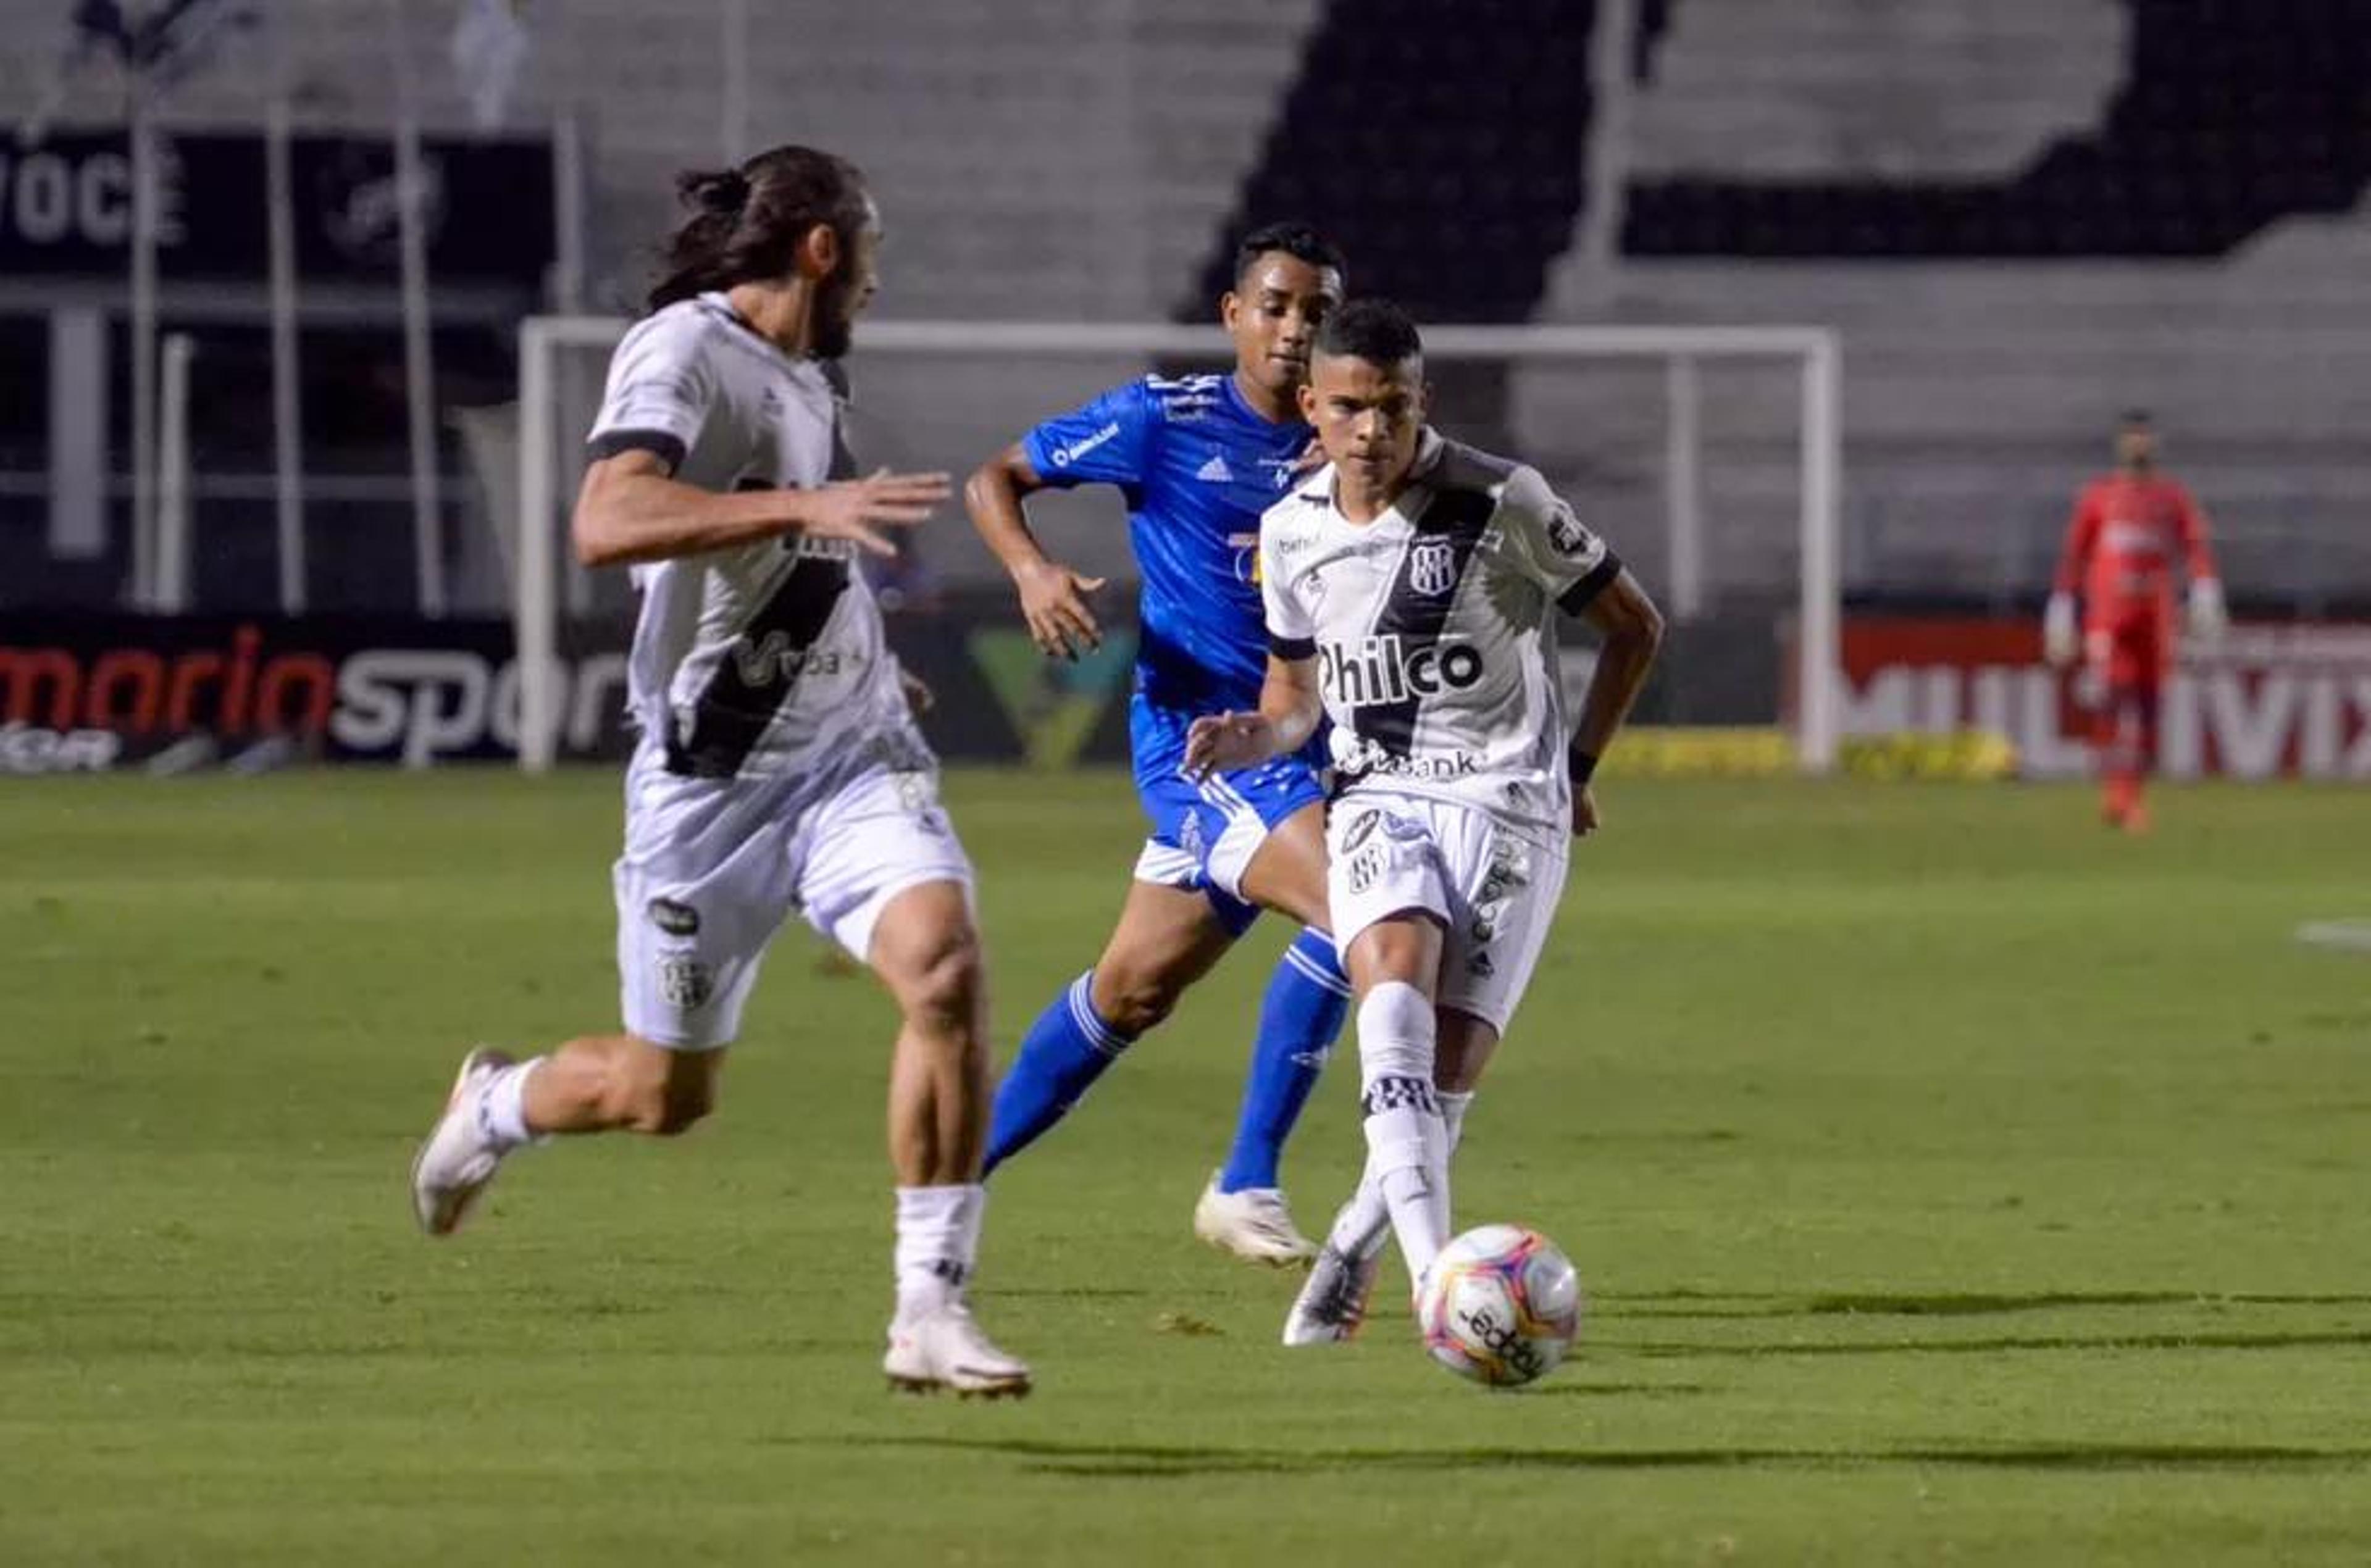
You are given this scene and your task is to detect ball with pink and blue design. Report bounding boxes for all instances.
[1416,1224,1583,1387]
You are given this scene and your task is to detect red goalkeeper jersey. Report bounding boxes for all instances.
[2054,472,2218,625]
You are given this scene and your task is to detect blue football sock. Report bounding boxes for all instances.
[1217,927,1349,1193]
[983,971,1134,1177]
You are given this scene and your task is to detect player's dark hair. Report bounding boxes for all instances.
[647,144,871,312]
[2119,407,2154,427]
[1233,221,1348,288]
[1315,297,1423,367]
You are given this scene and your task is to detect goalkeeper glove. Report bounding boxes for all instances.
[2187,578,2228,645]
[2043,593,2079,667]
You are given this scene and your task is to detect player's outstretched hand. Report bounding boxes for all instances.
[1571,784,1601,838]
[1014,559,1107,661]
[802,468,952,557]
[1185,711,1276,780]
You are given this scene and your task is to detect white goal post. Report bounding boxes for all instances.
[516,317,1842,774]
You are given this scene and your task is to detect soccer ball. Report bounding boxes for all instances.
[1416,1224,1583,1387]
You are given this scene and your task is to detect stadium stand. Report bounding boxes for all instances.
[3,0,2367,609]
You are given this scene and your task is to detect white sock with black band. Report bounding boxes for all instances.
[1326,1087,1475,1264]
[1354,982,1450,1288]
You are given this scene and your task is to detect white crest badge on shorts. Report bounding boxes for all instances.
[1409,540,1458,597]
[659,955,714,1011]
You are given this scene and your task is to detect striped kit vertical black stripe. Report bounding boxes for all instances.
[665,478,851,778]
[1352,487,1495,759]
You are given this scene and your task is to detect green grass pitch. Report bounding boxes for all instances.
[2,769,2367,1566]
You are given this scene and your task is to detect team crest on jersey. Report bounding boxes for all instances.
[1409,540,1459,596]
[659,955,715,1011]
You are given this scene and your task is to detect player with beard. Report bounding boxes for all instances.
[2045,411,2225,832]
[408,145,1031,1396]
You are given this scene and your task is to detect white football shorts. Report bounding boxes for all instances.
[1324,789,1568,1034]
[613,744,974,1049]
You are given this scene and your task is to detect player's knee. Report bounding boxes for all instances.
[1094,964,1184,1036]
[898,928,985,1043]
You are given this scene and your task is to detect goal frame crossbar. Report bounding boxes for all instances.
[516,317,1843,772]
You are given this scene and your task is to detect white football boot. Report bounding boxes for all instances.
[1281,1241,1384,1345]
[409,1046,516,1236]
[1192,1173,1318,1266]
[884,1303,1032,1398]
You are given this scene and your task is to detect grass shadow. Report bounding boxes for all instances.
[1616,1329,2371,1359]
[1605,1289,2371,1322]
[814,1433,2371,1480]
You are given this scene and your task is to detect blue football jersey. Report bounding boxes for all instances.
[1022,373,1311,713]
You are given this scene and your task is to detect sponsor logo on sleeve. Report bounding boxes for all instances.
[1048,421,1121,468]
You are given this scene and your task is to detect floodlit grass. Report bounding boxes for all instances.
[3,769,2367,1565]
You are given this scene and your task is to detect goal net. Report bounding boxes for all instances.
[512,317,1842,774]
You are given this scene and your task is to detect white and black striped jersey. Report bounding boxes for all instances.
[1258,430,1621,835]
[586,293,915,781]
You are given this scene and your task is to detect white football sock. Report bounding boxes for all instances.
[893,1183,985,1320]
[1355,982,1450,1288]
[477,1057,544,1149]
[1326,1088,1474,1262]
